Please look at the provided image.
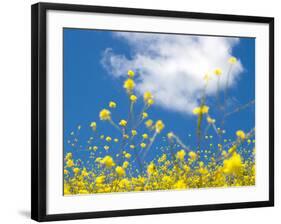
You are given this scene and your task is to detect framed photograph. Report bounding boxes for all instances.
[31,2,274,222]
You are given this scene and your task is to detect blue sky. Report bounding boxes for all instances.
[63,28,255,171]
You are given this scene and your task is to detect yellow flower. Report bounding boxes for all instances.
[64,169,69,175]
[145,119,153,128]
[228,56,237,64]
[155,120,165,133]
[147,98,154,106]
[105,136,112,142]
[109,101,117,108]
[236,130,246,140]
[131,129,137,136]
[142,133,148,139]
[203,73,211,82]
[193,105,209,115]
[123,78,135,92]
[104,145,109,151]
[183,165,190,173]
[173,180,186,189]
[130,94,137,103]
[176,149,186,161]
[93,146,98,151]
[116,166,125,177]
[96,175,105,184]
[214,68,222,76]
[143,91,153,103]
[129,144,135,149]
[207,116,215,124]
[100,135,104,139]
[228,145,237,154]
[90,122,97,131]
[66,159,74,167]
[123,161,129,169]
[119,119,127,127]
[140,142,146,148]
[167,132,174,139]
[65,152,72,160]
[123,134,129,139]
[127,70,135,78]
[82,168,88,177]
[147,162,156,175]
[114,138,119,143]
[125,153,131,159]
[101,156,115,168]
[99,109,111,121]
[188,151,197,160]
[73,167,80,174]
[223,152,243,175]
[142,112,148,119]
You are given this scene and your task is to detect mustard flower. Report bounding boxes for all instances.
[66,159,74,167]
[143,91,153,103]
[207,116,216,124]
[223,152,243,175]
[104,145,109,151]
[228,56,237,64]
[145,119,153,128]
[127,70,135,78]
[125,153,131,159]
[99,109,111,121]
[123,78,135,92]
[236,130,246,140]
[167,132,174,139]
[130,94,137,103]
[105,136,112,142]
[131,129,137,136]
[129,144,135,149]
[123,161,129,169]
[214,68,222,76]
[109,101,117,108]
[73,167,80,174]
[142,112,148,119]
[193,105,209,115]
[142,133,148,139]
[176,149,186,161]
[116,166,125,177]
[119,119,127,127]
[147,162,156,175]
[140,142,146,148]
[101,156,115,168]
[90,122,97,131]
[188,151,197,160]
[96,175,105,184]
[155,120,165,133]
[114,138,119,143]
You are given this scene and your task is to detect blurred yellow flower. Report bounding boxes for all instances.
[143,91,153,103]
[223,152,243,175]
[142,133,148,139]
[228,56,237,64]
[109,101,117,108]
[104,145,110,151]
[188,151,197,160]
[145,119,153,128]
[147,98,154,106]
[101,156,115,168]
[125,153,131,159]
[73,167,80,174]
[130,94,137,103]
[129,144,135,149]
[123,78,135,92]
[99,109,111,121]
[93,146,98,151]
[140,142,146,148]
[105,136,112,142]
[123,161,129,169]
[167,132,174,139]
[131,129,137,136]
[142,112,148,119]
[214,68,222,76]
[127,70,135,78]
[96,175,105,184]
[193,105,209,115]
[119,119,127,127]
[116,166,125,177]
[90,122,97,131]
[207,116,216,124]
[66,159,74,167]
[114,138,119,143]
[176,149,186,161]
[155,120,165,133]
[65,152,72,160]
[147,162,156,175]
[236,130,246,140]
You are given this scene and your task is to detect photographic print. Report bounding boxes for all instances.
[63,29,256,195]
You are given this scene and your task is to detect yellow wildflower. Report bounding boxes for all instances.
[105,136,112,142]
[131,129,137,136]
[228,56,237,64]
[129,144,135,149]
[142,112,148,119]
[99,109,111,121]
[236,130,246,140]
[64,169,69,175]
[123,161,129,169]
[101,155,115,168]
[140,142,146,148]
[130,94,137,103]
[114,138,119,143]
[104,145,109,151]
[143,91,153,103]
[116,166,125,177]
[125,153,131,159]
[145,119,153,128]
[193,105,209,115]
[214,68,222,76]
[109,101,117,108]
[223,152,243,175]
[65,152,72,160]
[66,159,74,167]
[123,78,135,92]
[188,151,197,160]
[90,121,97,131]
[167,132,174,139]
[142,133,148,139]
[155,120,165,133]
[207,116,215,124]
[73,167,80,174]
[119,119,127,127]
[123,134,129,139]
[176,149,186,161]
[96,175,105,184]
[147,162,156,175]
[147,98,154,106]
[93,146,98,151]
[127,70,135,78]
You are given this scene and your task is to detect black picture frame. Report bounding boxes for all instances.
[31,2,274,222]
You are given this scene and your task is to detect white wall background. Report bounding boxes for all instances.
[0,0,279,223]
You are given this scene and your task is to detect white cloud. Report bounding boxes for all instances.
[101,32,243,115]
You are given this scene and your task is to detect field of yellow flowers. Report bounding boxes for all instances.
[64,57,255,195]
